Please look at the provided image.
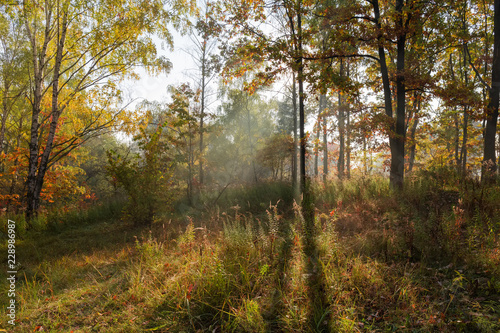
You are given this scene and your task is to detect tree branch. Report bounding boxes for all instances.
[465,43,491,90]
[302,53,379,62]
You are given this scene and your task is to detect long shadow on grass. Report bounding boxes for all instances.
[302,187,331,332]
[262,213,294,332]
[262,188,331,332]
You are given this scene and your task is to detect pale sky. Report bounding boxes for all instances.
[121,32,197,106]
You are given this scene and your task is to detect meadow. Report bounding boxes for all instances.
[1,172,499,332]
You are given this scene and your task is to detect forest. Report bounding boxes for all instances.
[1,0,500,331]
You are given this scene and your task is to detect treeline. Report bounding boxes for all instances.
[211,0,500,188]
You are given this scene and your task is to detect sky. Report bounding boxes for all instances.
[121,32,197,106]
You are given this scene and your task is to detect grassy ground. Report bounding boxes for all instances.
[1,176,500,332]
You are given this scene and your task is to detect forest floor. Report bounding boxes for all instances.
[1,177,500,332]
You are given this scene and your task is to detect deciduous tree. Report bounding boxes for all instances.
[10,0,194,221]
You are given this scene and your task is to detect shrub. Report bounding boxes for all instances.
[107,124,175,226]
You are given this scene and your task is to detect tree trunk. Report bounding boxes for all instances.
[408,116,419,173]
[298,13,306,194]
[187,121,193,205]
[199,40,206,187]
[449,54,461,172]
[346,61,351,179]
[314,114,320,177]
[315,94,326,177]
[321,95,328,182]
[363,131,368,175]
[373,0,400,189]
[346,106,351,178]
[292,72,298,191]
[280,159,283,181]
[244,90,258,183]
[25,5,54,222]
[461,108,469,177]
[26,5,68,222]
[393,0,406,190]
[337,60,345,179]
[454,110,460,172]
[0,81,11,155]
[199,79,205,187]
[34,11,68,211]
[407,93,420,173]
[483,0,500,182]
[459,37,470,178]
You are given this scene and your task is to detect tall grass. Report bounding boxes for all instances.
[3,172,500,332]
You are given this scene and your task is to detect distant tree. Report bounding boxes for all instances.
[215,85,276,183]
[277,86,298,183]
[257,133,293,181]
[165,84,198,204]
[186,0,221,188]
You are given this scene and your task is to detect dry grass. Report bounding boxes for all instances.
[1,177,500,332]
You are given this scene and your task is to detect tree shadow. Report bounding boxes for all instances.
[302,185,331,332]
[262,185,331,332]
[262,215,294,332]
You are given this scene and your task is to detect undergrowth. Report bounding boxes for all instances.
[1,173,499,332]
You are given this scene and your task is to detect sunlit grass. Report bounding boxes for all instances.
[1,177,500,332]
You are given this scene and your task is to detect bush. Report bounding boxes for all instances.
[107,124,175,226]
